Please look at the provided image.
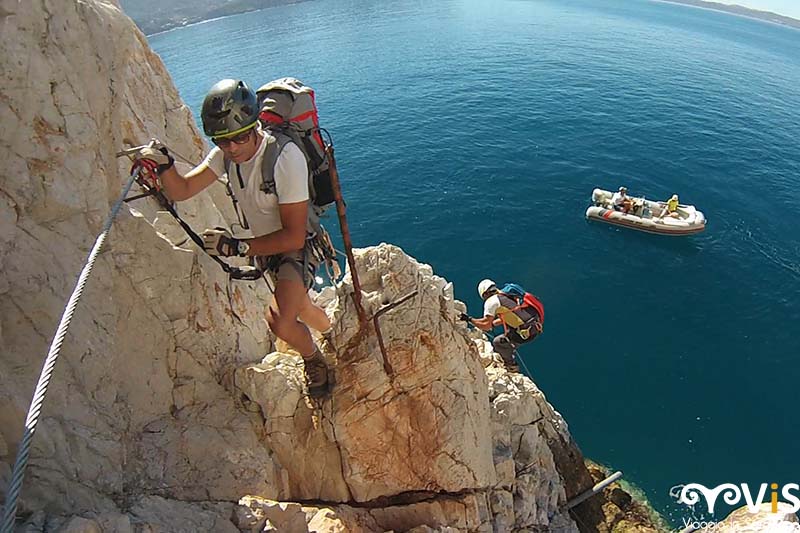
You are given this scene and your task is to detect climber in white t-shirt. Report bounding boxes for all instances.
[130,79,332,398]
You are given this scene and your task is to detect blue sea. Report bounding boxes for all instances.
[149,0,800,524]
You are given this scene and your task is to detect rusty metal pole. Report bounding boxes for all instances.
[326,145,367,326]
[326,144,418,372]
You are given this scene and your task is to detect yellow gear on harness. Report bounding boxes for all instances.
[496,305,525,330]
[497,298,542,340]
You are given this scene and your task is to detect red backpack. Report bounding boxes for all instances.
[498,283,544,338]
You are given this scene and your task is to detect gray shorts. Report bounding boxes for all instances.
[257,250,318,289]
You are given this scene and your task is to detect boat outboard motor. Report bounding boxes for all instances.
[592,188,604,206]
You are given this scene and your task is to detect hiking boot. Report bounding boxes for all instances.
[500,350,520,373]
[303,350,331,398]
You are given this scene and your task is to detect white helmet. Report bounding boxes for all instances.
[477,279,496,299]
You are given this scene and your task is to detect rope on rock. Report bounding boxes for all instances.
[0,167,143,533]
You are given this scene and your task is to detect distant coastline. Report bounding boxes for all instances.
[129,0,800,35]
[120,0,307,36]
[145,12,257,37]
[657,0,800,29]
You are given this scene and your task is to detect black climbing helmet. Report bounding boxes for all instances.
[201,79,259,138]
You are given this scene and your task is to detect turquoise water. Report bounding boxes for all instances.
[149,0,800,523]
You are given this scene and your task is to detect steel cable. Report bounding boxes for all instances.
[0,167,142,533]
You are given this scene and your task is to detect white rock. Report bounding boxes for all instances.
[129,496,239,533]
[236,244,496,502]
[717,502,800,532]
[94,514,133,533]
[234,496,309,533]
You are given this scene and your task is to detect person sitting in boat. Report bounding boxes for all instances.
[659,194,680,219]
[611,186,633,213]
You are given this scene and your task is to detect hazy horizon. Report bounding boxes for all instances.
[713,0,800,19]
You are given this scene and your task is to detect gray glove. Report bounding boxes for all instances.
[202,227,240,257]
[132,140,174,174]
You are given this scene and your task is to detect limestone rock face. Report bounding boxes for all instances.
[1,0,277,518]
[45,497,240,533]
[484,361,582,532]
[233,243,589,531]
[717,503,800,532]
[235,244,497,502]
[233,494,493,533]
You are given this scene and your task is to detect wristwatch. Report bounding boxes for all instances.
[236,240,250,257]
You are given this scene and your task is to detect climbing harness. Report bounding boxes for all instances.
[218,127,341,288]
[474,328,537,380]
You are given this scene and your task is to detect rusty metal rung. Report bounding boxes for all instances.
[372,290,418,376]
[326,146,368,327]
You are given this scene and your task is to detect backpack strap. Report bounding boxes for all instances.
[222,157,248,230]
[261,130,325,237]
[221,131,291,229]
[259,131,293,196]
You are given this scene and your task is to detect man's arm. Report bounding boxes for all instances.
[132,143,219,202]
[159,164,219,202]
[243,200,308,257]
[471,315,497,331]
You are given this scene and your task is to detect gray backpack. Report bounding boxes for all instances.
[256,77,335,209]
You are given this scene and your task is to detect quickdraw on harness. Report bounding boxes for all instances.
[497,283,545,342]
[122,144,263,281]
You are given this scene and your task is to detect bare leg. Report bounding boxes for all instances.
[298,293,331,333]
[266,277,316,357]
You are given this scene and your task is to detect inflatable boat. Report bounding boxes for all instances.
[586,188,706,235]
